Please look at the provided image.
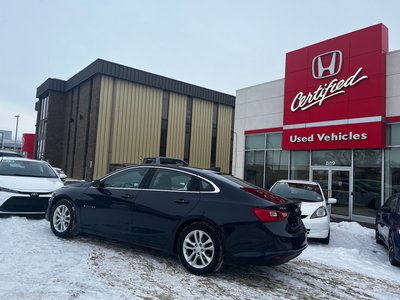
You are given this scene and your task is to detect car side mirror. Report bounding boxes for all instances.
[327,198,337,204]
[92,179,105,189]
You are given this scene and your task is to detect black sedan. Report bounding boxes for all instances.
[375,193,400,266]
[46,165,307,275]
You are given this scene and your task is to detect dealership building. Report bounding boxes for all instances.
[35,59,235,181]
[234,24,400,224]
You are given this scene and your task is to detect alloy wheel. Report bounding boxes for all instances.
[52,204,71,233]
[182,229,215,269]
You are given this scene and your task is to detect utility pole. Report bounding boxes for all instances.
[14,115,20,151]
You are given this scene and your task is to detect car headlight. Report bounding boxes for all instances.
[310,206,328,218]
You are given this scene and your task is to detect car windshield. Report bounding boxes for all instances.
[271,182,323,202]
[0,159,58,178]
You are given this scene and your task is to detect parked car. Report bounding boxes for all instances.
[0,150,23,157]
[142,156,188,167]
[52,167,84,185]
[108,163,136,173]
[46,165,307,275]
[375,193,400,266]
[270,180,336,244]
[0,157,64,215]
[53,167,67,181]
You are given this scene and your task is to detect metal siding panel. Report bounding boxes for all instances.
[190,99,213,168]
[94,76,113,178]
[108,81,163,164]
[216,105,233,173]
[166,93,186,158]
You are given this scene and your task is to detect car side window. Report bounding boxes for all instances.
[103,167,148,188]
[200,179,215,192]
[148,169,197,191]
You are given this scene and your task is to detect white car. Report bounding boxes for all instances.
[0,157,64,215]
[53,167,67,181]
[270,180,337,244]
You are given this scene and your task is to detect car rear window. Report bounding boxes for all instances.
[218,174,258,188]
[271,182,323,202]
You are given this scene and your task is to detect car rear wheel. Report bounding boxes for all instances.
[388,232,400,266]
[50,199,77,238]
[177,222,223,275]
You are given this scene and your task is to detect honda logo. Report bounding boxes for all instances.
[312,50,343,79]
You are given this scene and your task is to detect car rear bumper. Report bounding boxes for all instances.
[229,243,308,266]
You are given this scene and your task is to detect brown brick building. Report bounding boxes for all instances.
[35,59,235,180]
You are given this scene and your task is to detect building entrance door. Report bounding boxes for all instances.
[311,167,352,218]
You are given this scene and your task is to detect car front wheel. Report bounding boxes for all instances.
[320,229,330,244]
[177,222,223,275]
[50,199,77,238]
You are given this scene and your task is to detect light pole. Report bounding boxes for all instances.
[14,115,20,151]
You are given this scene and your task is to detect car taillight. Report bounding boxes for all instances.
[252,208,289,223]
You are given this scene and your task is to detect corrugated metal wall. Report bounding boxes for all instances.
[94,76,162,178]
[189,99,213,168]
[216,104,233,173]
[94,76,114,178]
[166,92,187,159]
[93,76,233,178]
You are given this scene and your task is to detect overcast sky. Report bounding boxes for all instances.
[1,0,399,139]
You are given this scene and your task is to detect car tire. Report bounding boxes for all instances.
[50,199,77,238]
[388,232,400,266]
[321,230,330,244]
[177,222,224,275]
[375,222,384,246]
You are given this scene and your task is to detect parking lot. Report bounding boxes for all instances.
[1,217,400,300]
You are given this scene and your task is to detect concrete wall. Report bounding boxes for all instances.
[233,79,284,178]
[387,50,400,118]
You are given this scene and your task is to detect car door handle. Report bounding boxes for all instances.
[175,198,189,204]
[122,194,134,199]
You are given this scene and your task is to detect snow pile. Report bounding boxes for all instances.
[1,217,399,299]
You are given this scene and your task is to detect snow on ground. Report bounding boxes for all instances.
[1,217,400,300]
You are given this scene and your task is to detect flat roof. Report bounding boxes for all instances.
[36,59,235,107]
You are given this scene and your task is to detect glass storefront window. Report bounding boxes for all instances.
[387,124,400,146]
[353,149,382,217]
[265,150,289,189]
[385,148,400,198]
[266,133,282,149]
[245,135,265,150]
[244,151,264,187]
[311,150,351,166]
[290,151,310,180]
[244,132,288,189]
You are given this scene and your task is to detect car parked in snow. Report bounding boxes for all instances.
[0,157,64,215]
[46,165,307,275]
[270,180,337,244]
[375,193,400,266]
[142,156,188,167]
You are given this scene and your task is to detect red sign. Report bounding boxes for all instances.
[22,133,35,159]
[282,24,388,150]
